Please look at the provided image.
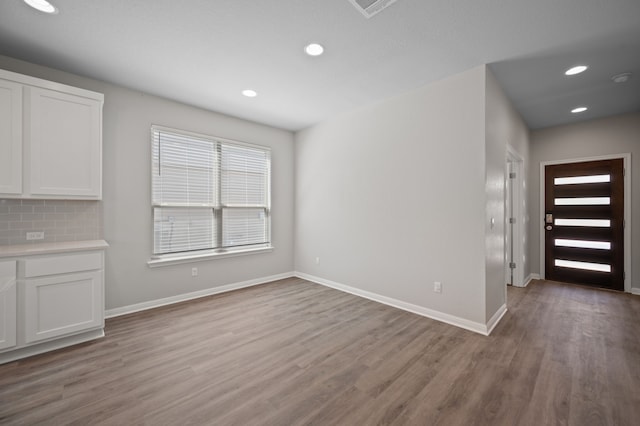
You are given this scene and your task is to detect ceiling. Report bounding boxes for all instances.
[0,0,638,131]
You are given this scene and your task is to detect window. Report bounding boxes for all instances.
[151,126,270,256]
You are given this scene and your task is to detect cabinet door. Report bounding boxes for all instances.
[24,270,103,344]
[0,79,22,195]
[0,261,17,351]
[27,87,102,198]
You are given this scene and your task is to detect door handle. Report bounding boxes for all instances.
[546,225,552,231]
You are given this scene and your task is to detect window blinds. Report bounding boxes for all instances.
[221,144,269,247]
[151,127,270,255]
[221,144,268,207]
[152,131,216,207]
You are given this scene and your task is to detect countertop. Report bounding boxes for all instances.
[0,240,109,258]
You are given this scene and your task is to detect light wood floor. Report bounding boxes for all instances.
[1,278,639,425]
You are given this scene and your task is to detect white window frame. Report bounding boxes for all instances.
[148,125,272,267]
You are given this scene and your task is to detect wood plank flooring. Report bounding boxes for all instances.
[1,277,639,425]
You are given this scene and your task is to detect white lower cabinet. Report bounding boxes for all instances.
[24,270,103,344]
[0,261,17,351]
[0,250,105,364]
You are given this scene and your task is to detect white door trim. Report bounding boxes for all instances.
[506,146,525,287]
[539,153,632,293]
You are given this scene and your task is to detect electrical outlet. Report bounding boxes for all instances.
[315,257,320,265]
[433,281,442,293]
[26,231,45,240]
[191,267,198,277]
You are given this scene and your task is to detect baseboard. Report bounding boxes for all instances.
[105,271,296,318]
[294,272,497,336]
[524,273,540,287]
[631,288,640,296]
[486,304,507,335]
[0,328,104,365]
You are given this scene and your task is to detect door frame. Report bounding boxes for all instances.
[539,153,632,292]
[506,146,525,287]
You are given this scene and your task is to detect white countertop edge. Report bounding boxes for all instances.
[0,240,109,258]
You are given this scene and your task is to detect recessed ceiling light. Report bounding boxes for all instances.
[611,72,632,83]
[304,43,324,57]
[571,106,588,114]
[242,89,257,98]
[23,0,58,14]
[565,65,588,76]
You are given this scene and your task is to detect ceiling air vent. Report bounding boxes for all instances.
[347,0,399,18]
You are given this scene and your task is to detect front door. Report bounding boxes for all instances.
[544,159,624,291]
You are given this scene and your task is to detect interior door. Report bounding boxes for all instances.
[505,161,514,286]
[544,159,624,291]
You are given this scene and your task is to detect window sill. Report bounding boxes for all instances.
[147,246,274,268]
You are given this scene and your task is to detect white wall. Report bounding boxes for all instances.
[2,53,535,330]
[529,112,640,292]
[0,55,295,310]
[484,69,530,320]
[295,66,489,325]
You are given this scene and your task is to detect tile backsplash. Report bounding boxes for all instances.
[0,199,103,245]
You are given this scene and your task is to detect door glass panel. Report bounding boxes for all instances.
[554,218,610,227]
[554,197,610,206]
[554,239,611,250]
[555,259,611,273]
[554,174,610,185]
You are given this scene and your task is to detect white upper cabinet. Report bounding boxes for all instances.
[0,79,22,195]
[0,69,103,199]
[27,87,102,197]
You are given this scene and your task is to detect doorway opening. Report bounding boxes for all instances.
[505,148,524,287]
